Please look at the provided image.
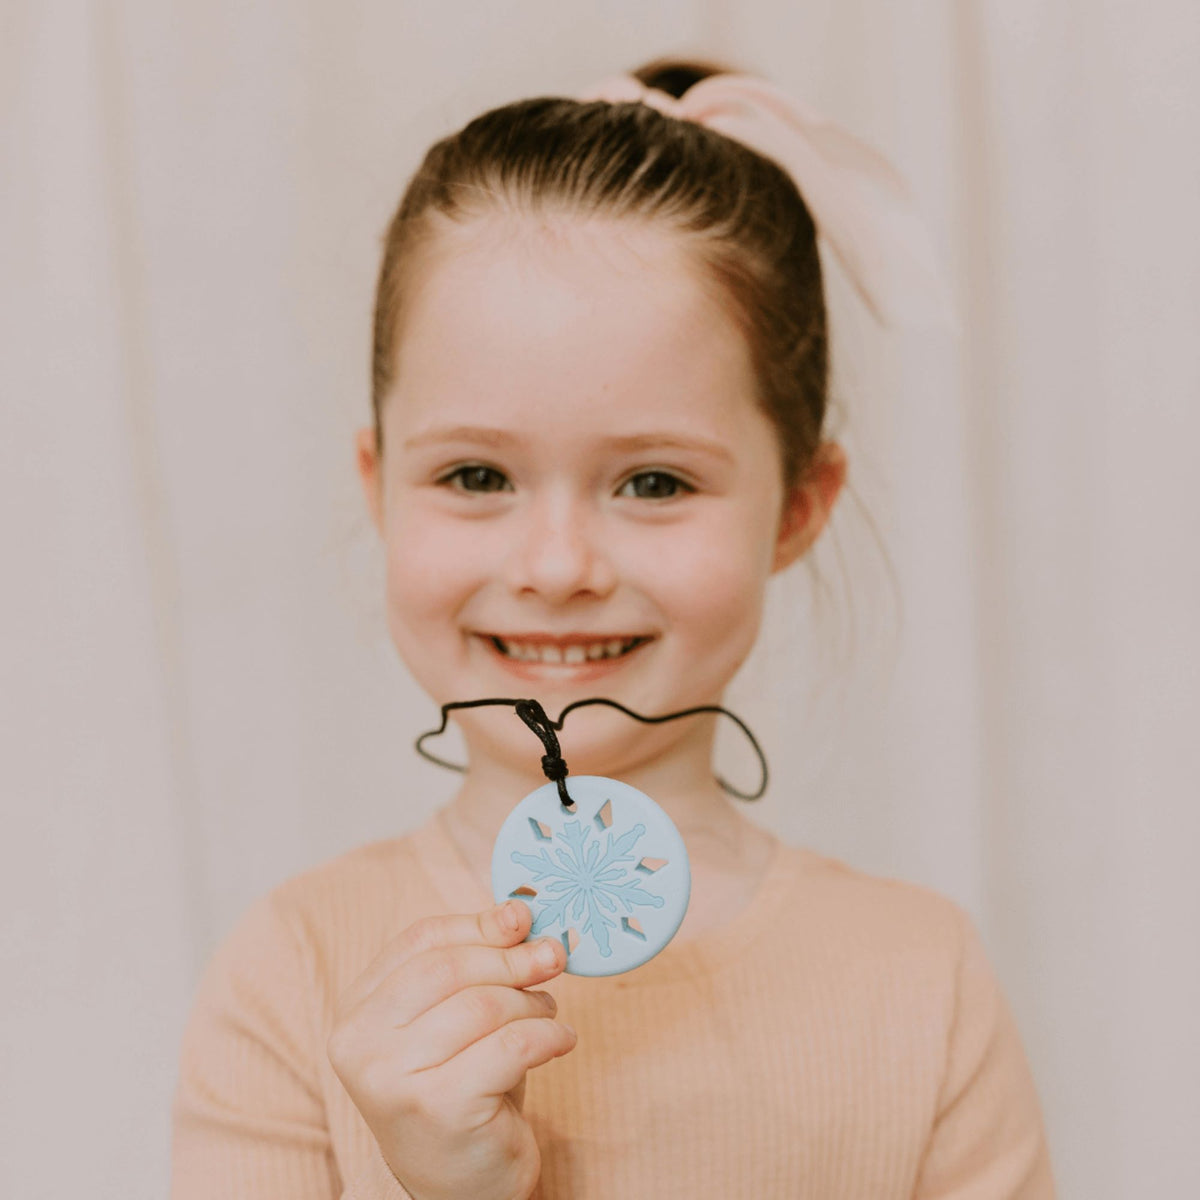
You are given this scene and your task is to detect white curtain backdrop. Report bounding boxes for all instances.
[3,2,1197,1196]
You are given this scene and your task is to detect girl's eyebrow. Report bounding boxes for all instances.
[403,425,733,463]
[604,432,733,463]
[403,425,518,450]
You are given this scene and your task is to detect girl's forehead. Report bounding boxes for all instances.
[387,212,757,434]
[410,210,712,331]
[425,208,693,278]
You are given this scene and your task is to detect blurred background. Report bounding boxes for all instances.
[3,1,1197,1196]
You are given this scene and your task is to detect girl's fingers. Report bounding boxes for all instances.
[399,986,559,1072]
[336,901,533,1019]
[435,1016,579,1099]
[368,936,566,1029]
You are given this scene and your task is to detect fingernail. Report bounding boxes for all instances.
[499,901,520,932]
[535,939,560,969]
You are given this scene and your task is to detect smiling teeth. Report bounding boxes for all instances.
[493,637,643,663]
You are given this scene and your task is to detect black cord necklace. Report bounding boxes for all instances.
[414,695,769,978]
[415,695,769,806]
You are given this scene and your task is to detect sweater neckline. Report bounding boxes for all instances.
[410,803,802,984]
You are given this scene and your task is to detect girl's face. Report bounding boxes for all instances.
[358,212,842,780]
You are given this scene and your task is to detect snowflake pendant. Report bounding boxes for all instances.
[491,776,691,976]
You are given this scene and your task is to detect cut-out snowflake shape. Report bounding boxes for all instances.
[510,814,665,957]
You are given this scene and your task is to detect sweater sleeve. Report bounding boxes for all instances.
[170,890,417,1199]
[912,908,1056,1199]
[169,890,342,1197]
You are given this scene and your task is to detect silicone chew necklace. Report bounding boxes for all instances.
[415,697,768,977]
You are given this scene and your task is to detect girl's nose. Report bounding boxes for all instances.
[503,492,616,603]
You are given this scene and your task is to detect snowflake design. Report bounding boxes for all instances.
[510,813,666,957]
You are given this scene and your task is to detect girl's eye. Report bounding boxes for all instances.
[440,464,511,493]
[618,470,693,500]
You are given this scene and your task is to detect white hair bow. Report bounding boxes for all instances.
[580,73,957,332]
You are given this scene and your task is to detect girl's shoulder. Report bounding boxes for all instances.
[281,818,449,934]
[271,826,429,921]
[195,819,450,1014]
[765,839,989,986]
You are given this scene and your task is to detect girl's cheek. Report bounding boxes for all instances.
[383,511,490,616]
[627,516,767,610]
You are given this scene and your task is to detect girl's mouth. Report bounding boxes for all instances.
[474,633,654,676]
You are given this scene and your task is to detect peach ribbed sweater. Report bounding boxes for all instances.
[170,808,1055,1198]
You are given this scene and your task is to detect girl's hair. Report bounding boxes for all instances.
[370,57,829,488]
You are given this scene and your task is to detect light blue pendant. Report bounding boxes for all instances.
[491,775,691,976]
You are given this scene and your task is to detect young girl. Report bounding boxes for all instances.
[170,59,1054,1199]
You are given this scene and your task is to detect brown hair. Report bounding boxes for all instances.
[369,57,828,488]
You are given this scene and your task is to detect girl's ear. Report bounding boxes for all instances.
[772,441,847,573]
[355,427,385,535]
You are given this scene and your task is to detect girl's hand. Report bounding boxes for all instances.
[327,900,576,1200]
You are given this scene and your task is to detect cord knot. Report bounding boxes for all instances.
[540,753,568,781]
